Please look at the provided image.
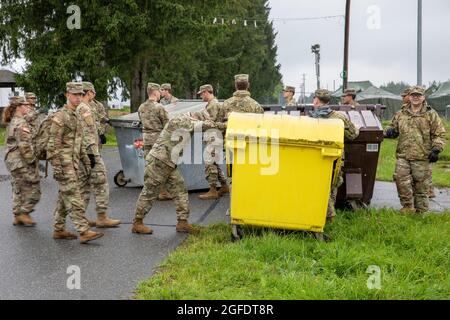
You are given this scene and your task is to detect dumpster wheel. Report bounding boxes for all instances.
[231,224,243,241]
[114,170,128,187]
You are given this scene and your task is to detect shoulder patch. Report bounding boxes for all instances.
[52,115,63,126]
[21,126,31,134]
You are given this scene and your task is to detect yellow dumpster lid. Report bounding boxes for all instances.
[226,112,344,148]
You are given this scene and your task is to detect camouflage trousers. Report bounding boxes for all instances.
[205,163,227,186]
[79,156,109,216]
[54,174,90,233]
[394,158,430,212]
[10,164,41,216]
[135,157,189,221]
[327,164,344,218]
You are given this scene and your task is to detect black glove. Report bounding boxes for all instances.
[428,148,440,163]
[88,154,96,169]
[99,134,107,145]
[385,127,397,138]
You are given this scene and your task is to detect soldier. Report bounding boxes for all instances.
[3,96,40,226]
[47,82,104,244]
[384,86,446,214]
[197,84,229,200]
[160,83,179,105]
[138,82,173,201]
[283,86,297,107]
[24,92,40,135]
[341,88,360,109]
[310,89,359,220]
[77,82,121,228]
[217,74,265,122]
[86,88,109,148]
[132,111,225,235]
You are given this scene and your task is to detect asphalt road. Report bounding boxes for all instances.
[0,147,229,300]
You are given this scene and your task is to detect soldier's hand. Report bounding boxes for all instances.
[99,134,107,145]
[88,154,97,168]
[428,148,440,163]
[385,127,397,139]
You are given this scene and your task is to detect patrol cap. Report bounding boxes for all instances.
[401,87,412,97]
[342,88,357,97]
[409,86,425,95]
[9,96,30,106]
[66,82,84,94]
[283,86,296,93]
[161,83,172,90]
[25,92,37,99]
[82,82,96,93]
[147,83,161,91]
[197,84,214,95]
[235,74,249,82]
[314,89,331,102]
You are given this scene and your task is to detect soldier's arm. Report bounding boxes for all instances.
[160,107,169,127]
[430,112,447,152]
[47,114,64,169]
[384,113,400,138]
[255,102,265,114]
[342,117,359,141]
[78,106,100,157]
[17,123,37,164]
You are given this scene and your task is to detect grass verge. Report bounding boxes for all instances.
[136,209,450,300]
[0,127,4,146]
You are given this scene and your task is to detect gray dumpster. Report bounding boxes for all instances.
[110,100,227,191]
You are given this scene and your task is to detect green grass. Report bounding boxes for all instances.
[104,126,117,147]
[377,120,450,187]
[0,127,4,146]
[136,209,450,300]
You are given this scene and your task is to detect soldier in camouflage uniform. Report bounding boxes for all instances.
[283,86,297,107]
[401,87,411,104]
[77,82,121,228]
[132,111,226,235]
[3,97,40,227]
[138,83,173,201]
[384,86,446,214]
[217,74,265,122]
[24,92,41,135]
[197,84,229,200]
[160,83,179,106]
[341,88,360,109]
[310,89,359,220]
[47,82,104,244]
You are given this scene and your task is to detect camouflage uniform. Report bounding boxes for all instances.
[203,97,227,186]
[76,98,109,215]
[138,97,169,158]
[310,89,360,218]
[385,89,446,213]
[342,89,360,109]
[4,112,41,218]
[217,91,265,122]
[47,92,91,234]
[134,113,223,222]
[160,83,179,106]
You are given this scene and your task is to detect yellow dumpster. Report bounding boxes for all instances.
[225,112,344,238]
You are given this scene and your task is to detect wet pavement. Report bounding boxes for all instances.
[0,147,448,299]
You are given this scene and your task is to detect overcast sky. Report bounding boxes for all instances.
[269,0,450,96]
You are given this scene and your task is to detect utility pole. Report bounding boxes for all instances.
[343,0,351,91]
[301,73,306,105]
[417,0,423,86]
[311,44,321,90]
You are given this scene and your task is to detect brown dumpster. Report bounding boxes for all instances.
[262,104,384,209]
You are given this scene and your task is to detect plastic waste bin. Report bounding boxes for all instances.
[110,100,227,190]
[225,112,344,238]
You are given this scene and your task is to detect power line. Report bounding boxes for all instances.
[211,15,344,23]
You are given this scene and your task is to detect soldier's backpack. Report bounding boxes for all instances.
[35,114,54,160]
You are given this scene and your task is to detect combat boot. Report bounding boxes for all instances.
[198,185,219,200]
[96,213,121,228]
[158,189,174,201]
[399,207,416,215]
[217,183,230,197]
[14,214,36,227]
[132,219,153,234]
[79,230,104,244]
[53,230,78,240]
[176,220,199,234]
[428,188,436,198]
[88,219,97,227]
